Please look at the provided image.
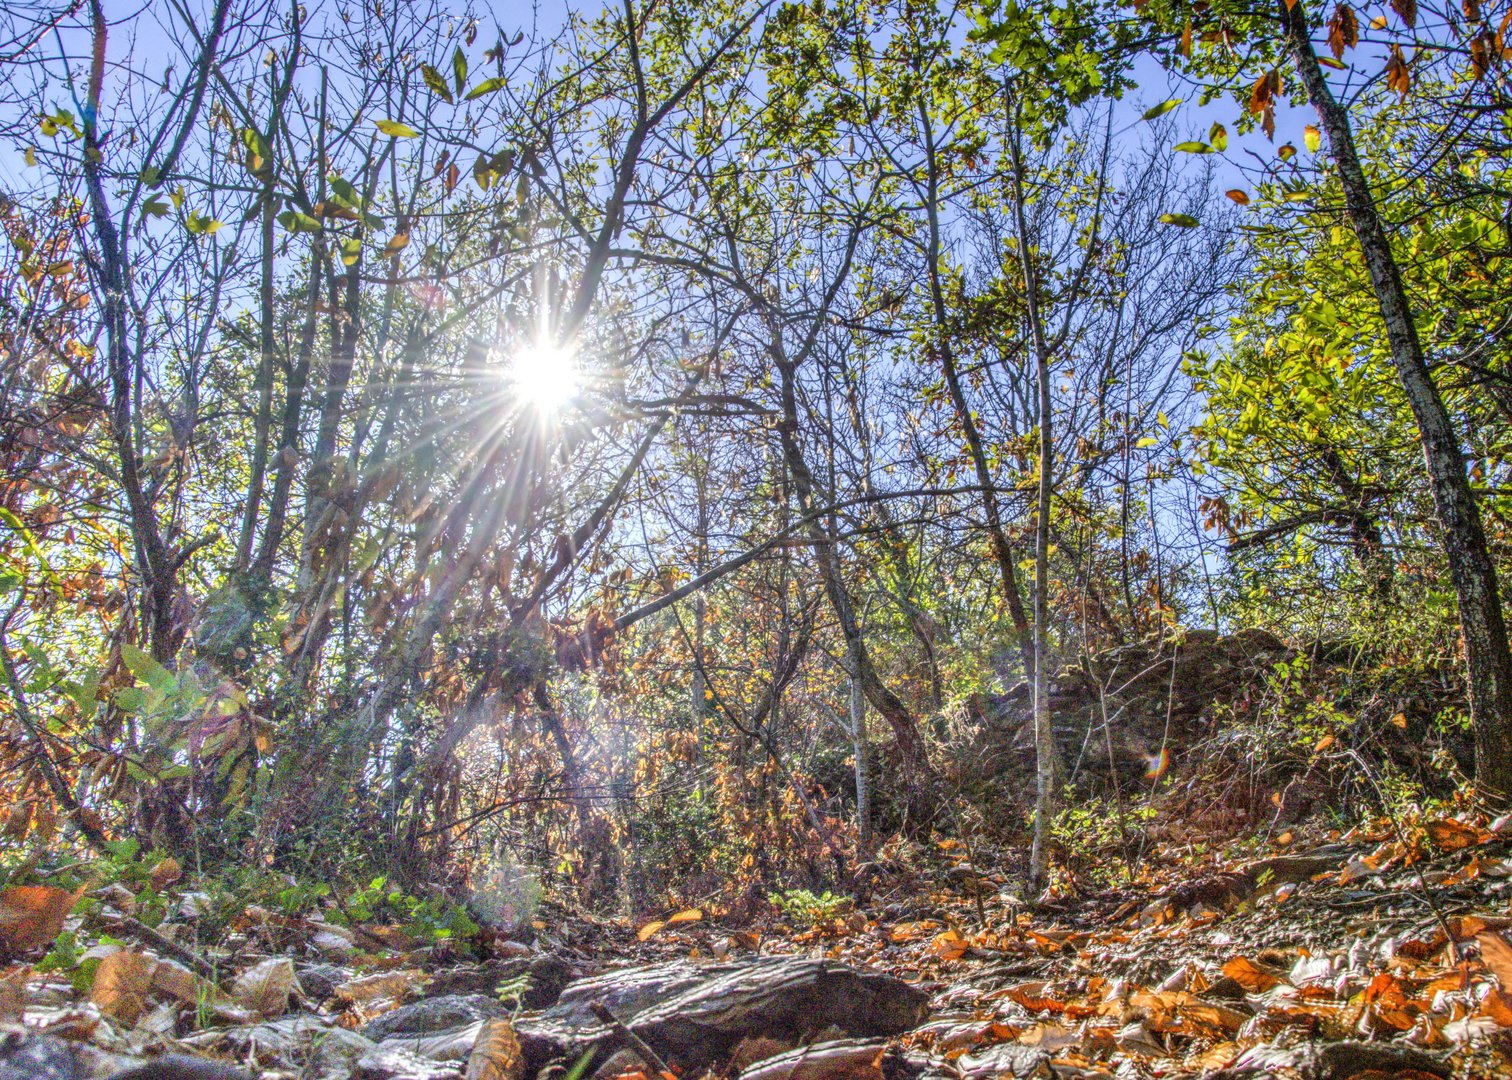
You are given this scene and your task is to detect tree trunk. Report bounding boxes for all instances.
[1284,0,1512,800]
[1006,93,1057,890]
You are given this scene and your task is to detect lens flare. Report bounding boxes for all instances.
[508,342,579,412]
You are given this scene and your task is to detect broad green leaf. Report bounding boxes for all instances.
[1159,212,1199,227]
[421,63,453,104]
[374,119,419,138]
[464,76,507,101]
[277,209,323,233]
[452,47,468,96]
[340,237,362,266]
[120,642,174,692]
[1173,141,1212,154]
[1142,98,1181,120]
[1209,123,1228,151]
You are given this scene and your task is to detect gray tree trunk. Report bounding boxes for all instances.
[1285,0,1512,800]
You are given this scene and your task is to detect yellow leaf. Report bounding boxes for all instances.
[1303,124,1322,153]
[375,119,419,138]
[667,908,703,926]
[637,920,665,941]
[383,231,410,257]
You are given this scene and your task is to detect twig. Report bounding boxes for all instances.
[92,910,221,983]
[589,1001,673,1078]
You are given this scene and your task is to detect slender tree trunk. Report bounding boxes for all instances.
[1006,92,1057,890]
[1284,1,1512,799]
[918,101,1036,677]
[849,650,872,856]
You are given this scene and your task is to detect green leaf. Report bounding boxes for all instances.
[120,642,174,692]
[1142,98,1181,120]
[1208,123,1228,151]
[185,212,222,236]
[1159,212,1200,227]
[277,209,323,233]
[1135,436,1159,448]
[452,46,468,97]
[340,237,362,266]
[464,76,507,101]
[374,119,419,138]
[421,64,453,104]
[1173,141,1212,154]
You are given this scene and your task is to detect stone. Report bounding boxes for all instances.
[180,1015,376,1080]
[354,1045,463,1079]
[517,956,930,1070]
[297,963,354,1001]
[361,994,506,1042]
[425,954,578,1010]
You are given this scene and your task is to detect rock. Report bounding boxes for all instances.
[180,1015,375,1080]
[517,956,930,1070]
[354,1045,463,1079]
[590,1048,643,1078]
[737,1038,890,1080]
[0,1033,97,1080]
[955,1043,1051,1079]
[107,1056,252,1080]
[361,994,506,1042]
[297,963,354,1001]
[377,1021,486,1062]
[426,954,578,1009]
[1217,1039,1451,1079]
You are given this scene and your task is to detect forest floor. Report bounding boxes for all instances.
[7,809,1512,1079]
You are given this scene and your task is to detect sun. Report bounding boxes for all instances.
[508,342,580,413]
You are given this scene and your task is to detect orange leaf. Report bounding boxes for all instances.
[637,920,666,942]
[667,908,703,926]
[149,858,182,892]
[0,884,86,957]
[1426,819,1485,850]
[1479,931,1512,985]
[1222,956,1281,992]
[465,1017,525,1080]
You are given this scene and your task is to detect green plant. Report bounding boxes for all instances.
[767,888,852,926]
[494,972,532,1016]
[330,876,479,944]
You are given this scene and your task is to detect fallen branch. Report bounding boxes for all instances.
[590,1001,675,1079]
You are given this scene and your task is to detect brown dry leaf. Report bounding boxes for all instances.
[149,858,183,891]
[667,908,702,926]
[91,948,158,1025]
[636,920,665,942]
[1426,819,1485,851]
[464,1017,524,1080]
[931,929,969,961]
[334,968,424,1003]
[1223,956,1283,992]
[0,884,86,956]
[151,959,204,1004]
[1480,987,1512,1026]
[1478,931,1512,986]
[233,956,298,1017]
[0,967,24,1022]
